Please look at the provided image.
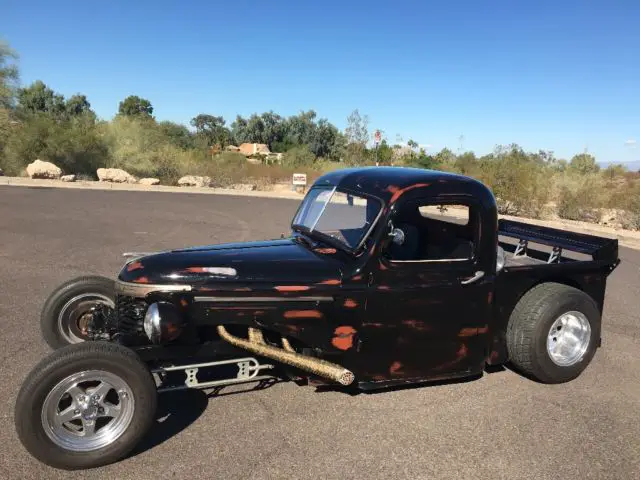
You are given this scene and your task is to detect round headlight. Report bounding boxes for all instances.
[143,302,183,344]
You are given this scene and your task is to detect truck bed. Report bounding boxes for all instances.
[498,219,619,267]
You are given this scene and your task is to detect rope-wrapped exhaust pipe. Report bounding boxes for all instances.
[217,326,355,386]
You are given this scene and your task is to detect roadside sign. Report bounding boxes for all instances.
[374,130,381,144]
[292,173,307,186]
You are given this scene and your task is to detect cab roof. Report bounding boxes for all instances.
[312,166,491,205]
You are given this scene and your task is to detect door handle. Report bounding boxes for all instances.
[461,270,485,285]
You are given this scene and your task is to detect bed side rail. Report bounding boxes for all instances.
[498,219,619,263]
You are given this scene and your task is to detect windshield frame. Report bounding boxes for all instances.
[291,185,385,254]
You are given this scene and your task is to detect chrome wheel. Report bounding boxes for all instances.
[546,311,591,367]
[41,370,135,452]
[58,294,114,343]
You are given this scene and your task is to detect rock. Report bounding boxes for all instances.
[178,175,211,188]
[60,174,76,182]
[97,168,137,184]
[0,167,4,176]
[139,177,160,186]
[229,183,257,191]
[26,159,62,179]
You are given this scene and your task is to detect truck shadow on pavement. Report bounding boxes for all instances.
[128,378,285,458]
[128,367,510,458]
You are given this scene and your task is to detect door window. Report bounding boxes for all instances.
[385,201,477,262]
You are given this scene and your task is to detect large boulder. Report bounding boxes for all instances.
[97,168,137,184]
[178,175,211,188]
[139,177,160,186]
[26,159,62,179]
[60,174,76,182]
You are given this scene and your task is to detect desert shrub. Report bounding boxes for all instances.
[615,181,640,230]
[556,175,606,222]
[282,145,315,168]
[479,155,550,218]
[2,113,108,176]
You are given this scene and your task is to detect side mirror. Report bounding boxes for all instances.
[389,227,405,245]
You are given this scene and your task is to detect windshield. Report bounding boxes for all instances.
[292,187,382,251]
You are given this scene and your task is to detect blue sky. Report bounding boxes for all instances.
[3,0,639,163]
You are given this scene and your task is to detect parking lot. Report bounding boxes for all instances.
[1,185,638,480]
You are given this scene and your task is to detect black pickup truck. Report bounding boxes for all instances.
[15,167,620,470]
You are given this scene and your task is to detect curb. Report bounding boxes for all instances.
[2,176,639,251]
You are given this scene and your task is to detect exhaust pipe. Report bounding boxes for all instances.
[217,325,355,386]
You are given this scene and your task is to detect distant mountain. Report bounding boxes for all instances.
[598,160,640,171]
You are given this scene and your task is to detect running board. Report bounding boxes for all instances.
[152,357,275,392]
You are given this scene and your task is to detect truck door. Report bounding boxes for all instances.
[360,197,494,382]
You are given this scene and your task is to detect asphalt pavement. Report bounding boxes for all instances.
[0,185,638,480]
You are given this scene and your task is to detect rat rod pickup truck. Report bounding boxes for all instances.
[15,167,620,470]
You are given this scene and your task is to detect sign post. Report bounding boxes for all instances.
[292,173,307,194]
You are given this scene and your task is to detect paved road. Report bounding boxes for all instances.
[1,186,638,480]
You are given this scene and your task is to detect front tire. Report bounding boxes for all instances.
[506,282,601,384]
[40,276,115,349]
[15,342,157,470]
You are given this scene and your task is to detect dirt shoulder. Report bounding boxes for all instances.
[2,176,639,250]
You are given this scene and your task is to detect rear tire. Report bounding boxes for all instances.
[40,276,115,349]
[506,282,601,383]
[15,342,157,470]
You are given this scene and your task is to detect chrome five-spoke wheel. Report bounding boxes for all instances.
[41,370,135,452]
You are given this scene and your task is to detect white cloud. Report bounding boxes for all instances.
[624,138,637,147]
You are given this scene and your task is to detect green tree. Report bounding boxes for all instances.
[118,95,153,118]
[158,121,194,150]
[190,114,230,148]
[17,80,66,118]
[65,94,93,117]
[434,147,456,166]
[407,139,419,150]
[0,40,19,109]
[344,109,369,164]
[569,153,599,174]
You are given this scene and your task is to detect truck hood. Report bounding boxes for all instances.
[117,238,344,287]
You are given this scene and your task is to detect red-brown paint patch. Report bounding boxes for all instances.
[489,350,500,362]
[274,286,311,292]
[386,183,431,204]
[352,274,363,281]
[284,310,323,319]
[458,328,477,337]
[487,291,493,305]
[377,285,390,291]
[126,261,143,272]
[477,325,489,334]
[233,287,252,292]
[331,326,357,350]
[180,299,189,307]
[314,247,337,254]
[378,261,388,271]
[389,361,403,374]
[402,319,429,331]
[197,286,218,292]
[318,279,340,285]
[133,276,150,283]
[185,267,206,273]
[343,298,358,308]
[457,343,469,358]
